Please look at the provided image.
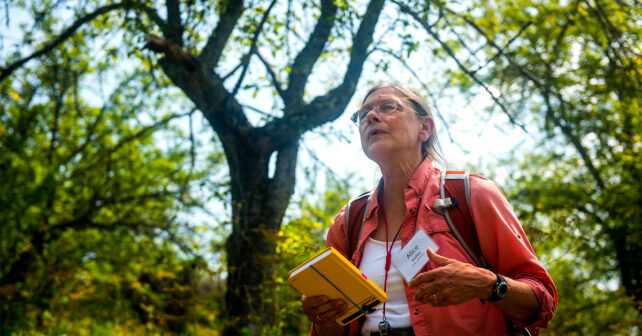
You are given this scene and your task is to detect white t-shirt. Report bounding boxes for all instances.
[359,237,411,334]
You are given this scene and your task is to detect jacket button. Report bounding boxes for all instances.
[410,209,415,214]
[414,309,419,315]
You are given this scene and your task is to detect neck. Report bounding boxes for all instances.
[379,154,423,207]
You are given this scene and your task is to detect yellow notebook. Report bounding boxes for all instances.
[288,247,386,326]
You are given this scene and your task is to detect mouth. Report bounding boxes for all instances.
[369,129,383,138]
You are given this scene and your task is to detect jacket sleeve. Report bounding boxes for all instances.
[469,176,558,328]
[309,205,353,336]
[326,205,350,258]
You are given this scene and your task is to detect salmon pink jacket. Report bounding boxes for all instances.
[317,159,557,336]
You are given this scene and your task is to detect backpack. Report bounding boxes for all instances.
[344,171,485,266]
[343,171,532,336]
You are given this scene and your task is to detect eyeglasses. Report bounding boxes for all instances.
[350,102,399,126]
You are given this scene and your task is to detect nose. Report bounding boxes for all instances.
[364,108,381,124]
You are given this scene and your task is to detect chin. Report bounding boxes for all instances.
[363,146,389,165]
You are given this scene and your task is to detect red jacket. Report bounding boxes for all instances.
[321,159,557,335]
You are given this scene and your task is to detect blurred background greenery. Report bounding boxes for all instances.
[1,0,640,335]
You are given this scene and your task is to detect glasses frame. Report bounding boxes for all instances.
[350,101,400,126]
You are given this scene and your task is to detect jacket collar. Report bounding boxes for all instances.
[365,158,435,220]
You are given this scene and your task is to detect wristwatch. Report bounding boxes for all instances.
[487,273,508,302]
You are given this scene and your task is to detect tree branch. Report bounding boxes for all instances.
[149,40,251,147]
[165,0,183,45]
[145,34,199,71]
[259,0,384,149]
[222,62,243,81]
[369,16,402,54]
[48,63,63,164]
[393,0,527,132]
[444,4,607,190]
[542,89,606,190]
[139,5,167,31]
[199,0,244,69]
[65,72,147,164]
[242,103,272,117]
[0,2,134,82]
[374,47,470,154]
[445,6,545,88]
[301,140,345,183]
[282,0,338,106]
[68,111,192,182]
[3,0,9,26]
[471,21,532,75]
[256,51,285,97]
[232,0,278,96]
[109,111,192,154]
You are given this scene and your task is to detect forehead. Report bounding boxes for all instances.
[362,88,405,106]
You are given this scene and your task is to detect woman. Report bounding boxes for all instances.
[301,82,557,335]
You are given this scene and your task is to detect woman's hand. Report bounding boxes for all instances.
[408,248,495,306]
[301,295,347,327]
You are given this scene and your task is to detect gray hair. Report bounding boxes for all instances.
[361,81,447,167]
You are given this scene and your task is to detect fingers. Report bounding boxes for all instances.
[426,248,454,266]
[408,249,457,288]
[408,251,492,308]
[301,295,329,307]
[301,295,346,326]
[408,269,446,305]
[409,264,489,307]
[412,277,441,302]
[416,288,474,307]
[408,269,436,288]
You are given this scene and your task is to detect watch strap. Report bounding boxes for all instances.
[488,273,507,302]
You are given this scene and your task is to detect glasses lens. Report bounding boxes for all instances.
[379,102,397,115]
[353,102,398,125]
[350,111,359,124]
[353,107,368,125]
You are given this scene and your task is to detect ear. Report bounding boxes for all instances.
[418,117,434,143]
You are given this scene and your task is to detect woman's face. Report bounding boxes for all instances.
[359,88,432,165]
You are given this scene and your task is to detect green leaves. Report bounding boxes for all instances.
[269,176,355,335]
[393,0,641,331]
[0,7,219,332]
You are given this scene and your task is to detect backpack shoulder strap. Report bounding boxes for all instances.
[345,191,373,258]
[436,172,530,335]
[433,171,490,269]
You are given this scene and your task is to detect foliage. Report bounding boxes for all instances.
[502,148,641,334]
[387,0,642,333]
[1,0,641,334]
[0,8,221,333]
[270,176,355,336]
[3,0,383,333]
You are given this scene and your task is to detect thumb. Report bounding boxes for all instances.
[427,248,453,266]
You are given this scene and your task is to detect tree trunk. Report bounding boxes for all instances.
[146,2,385,333]
[222,138,299,336]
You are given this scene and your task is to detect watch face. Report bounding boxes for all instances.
[497,281,508,297]
[489,274,507,302]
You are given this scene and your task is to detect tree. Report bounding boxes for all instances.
[4,0,640,333]
[2,0,386,334]
[0,11,216,330]
[142,1,387,333]
[271,175,355,335]
[386,0,641,329]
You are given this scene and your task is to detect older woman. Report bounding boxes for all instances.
[301,82,557,336]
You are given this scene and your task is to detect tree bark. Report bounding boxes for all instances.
[146,0,384,333]
[223,138,299,335]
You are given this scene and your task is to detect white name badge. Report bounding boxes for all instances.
[391,228,439,282]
